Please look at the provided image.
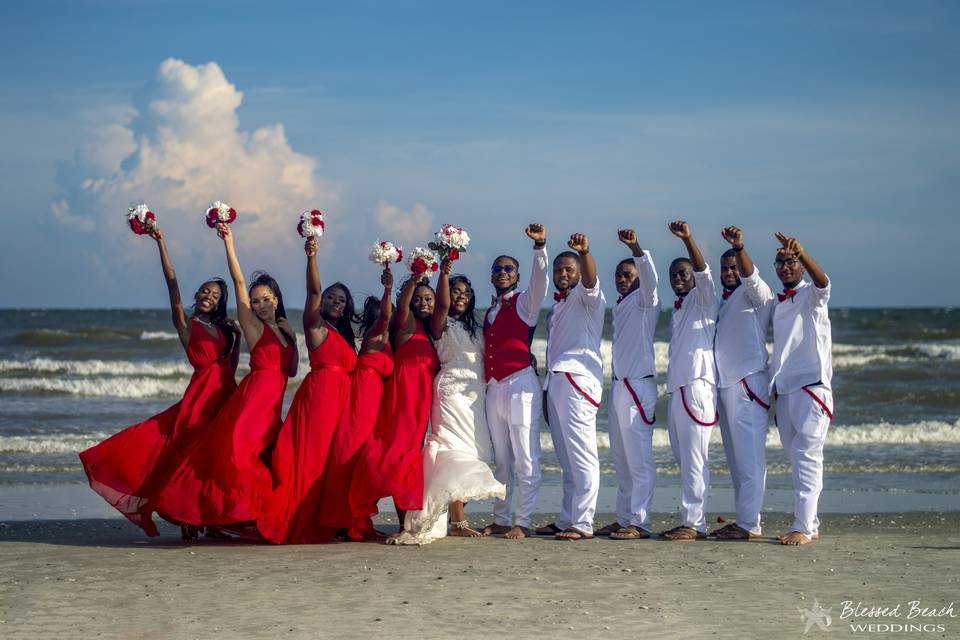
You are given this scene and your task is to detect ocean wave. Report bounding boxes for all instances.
[529,338,959,375]
[14,327,144,345]
[139,331,179,340]
[0,377,186,398]
[0,433,108,454]
[536,418,960,452]
[0,357,193,377]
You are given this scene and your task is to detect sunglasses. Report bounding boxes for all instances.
[491,265,516,274]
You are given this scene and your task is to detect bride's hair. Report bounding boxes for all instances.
[448,275,480,341]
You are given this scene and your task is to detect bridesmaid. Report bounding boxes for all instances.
[316,264,395,540]
[154,222,297,536]
[258,237,358,544]
[349,273,440,528]
[79,224,239,538]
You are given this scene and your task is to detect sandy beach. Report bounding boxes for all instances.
[2,511,958,639]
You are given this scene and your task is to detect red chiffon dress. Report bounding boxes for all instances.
[79,320,237,536]
[155,326,294,526]
[316,344,394,537]
[257,328,357,544]
[349,323,440,517]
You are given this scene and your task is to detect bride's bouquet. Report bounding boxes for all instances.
[369,240,403,266]
[126,203,156,236]
[205,201,237,229]
[297,209,325,238]
[406,246,439,276]
[428,223,470,261]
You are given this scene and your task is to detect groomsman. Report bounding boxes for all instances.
[538,233,605,540]
[482,224,550,540]
[768,232,833,545]
[661,221,719,541]
[602,228,661,540]
[712,226,775,540]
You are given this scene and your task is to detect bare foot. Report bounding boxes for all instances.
[779,531,815,545]
[482,523,512,536]
[450,521,483,537]
[504,526,532,539]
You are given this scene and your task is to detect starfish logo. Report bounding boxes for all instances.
[799,599,833,633]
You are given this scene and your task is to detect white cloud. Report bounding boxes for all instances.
[374,200,435,246]
[51,58,337,255]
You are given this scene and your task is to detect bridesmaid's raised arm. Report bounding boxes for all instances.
[218,223,260,349]
[150,226,190,351]
[392,273,420,347]
[302,237,329,350]
[372,266,394,338]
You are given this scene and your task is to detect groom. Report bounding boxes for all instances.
[482,224,550,539]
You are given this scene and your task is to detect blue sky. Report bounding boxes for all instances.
[1,1,958,307]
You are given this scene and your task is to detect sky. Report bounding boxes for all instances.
[1,0,958,308]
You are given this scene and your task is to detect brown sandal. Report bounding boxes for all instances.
[535,522,562,536]
[594,521,623,536]
[715,524,761,540]
[555,527,594,541]
[659,525,706,541]
[610,526,651,540]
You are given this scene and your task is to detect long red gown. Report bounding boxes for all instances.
[79,320,237,536]
[257,328,357,544]
[316,344,394,535]
[349,323,439,516]
[154,326,294,526]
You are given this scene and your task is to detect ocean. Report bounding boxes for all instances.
[2,307,958,517]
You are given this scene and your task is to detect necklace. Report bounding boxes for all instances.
[194,317,214,327]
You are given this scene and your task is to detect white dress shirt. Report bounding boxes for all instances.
[546,276,606,384]
[666,266,718,393]
[716,267,774,388]
[768,278,833,394]
[612,251,660,381]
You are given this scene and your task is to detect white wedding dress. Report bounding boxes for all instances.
[393,321,506,545]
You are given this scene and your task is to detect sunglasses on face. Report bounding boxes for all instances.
[775,259,800,268]
[491,265,515,274]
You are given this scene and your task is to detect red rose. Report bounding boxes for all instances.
[396,248,403,261]
[129,218,143,234]
[206,209,218,228]
[311,209,321,216]
[297,221,305,237]
[449,249,459,261]
[411,258,427,275]
[431,261,439,272]
[312,217,322,227]
[145,211,156,221]
[227,208,237,223]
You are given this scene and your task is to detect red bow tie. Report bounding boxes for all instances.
[616,295,624,305]
[674,298,683,311]
[722,289,733,300]
[778,288,797,302]
[554,290,568,302]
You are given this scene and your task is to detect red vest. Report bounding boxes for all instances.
[484,294,533,382]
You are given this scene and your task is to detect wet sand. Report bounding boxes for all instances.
[2,512,959,639]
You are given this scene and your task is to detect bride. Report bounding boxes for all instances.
[390,259,505,544]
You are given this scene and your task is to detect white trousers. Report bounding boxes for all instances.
[667,379,718,533]
[486,367,542,529]
[608,377,658,531]
[718,370,770,535]
[547,371,601,533]
[776,384,832,537]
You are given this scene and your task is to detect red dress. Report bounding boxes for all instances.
[257,328,357,544]
[316,344,394,535]
[155,326,294,526]
[350,323,440,516]
[79,320,237,537]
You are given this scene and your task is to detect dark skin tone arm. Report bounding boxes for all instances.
[567,233,597,288]
[430,259,454,339]
[148,225,191,350]
[392,272,423,348]
[216,223,259,347]
[776,232,829,288]
[361,268,394,353]
[668,220,707,271]
[303,237,330,349]
[721,226,756,277]
[617,228,645,257]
